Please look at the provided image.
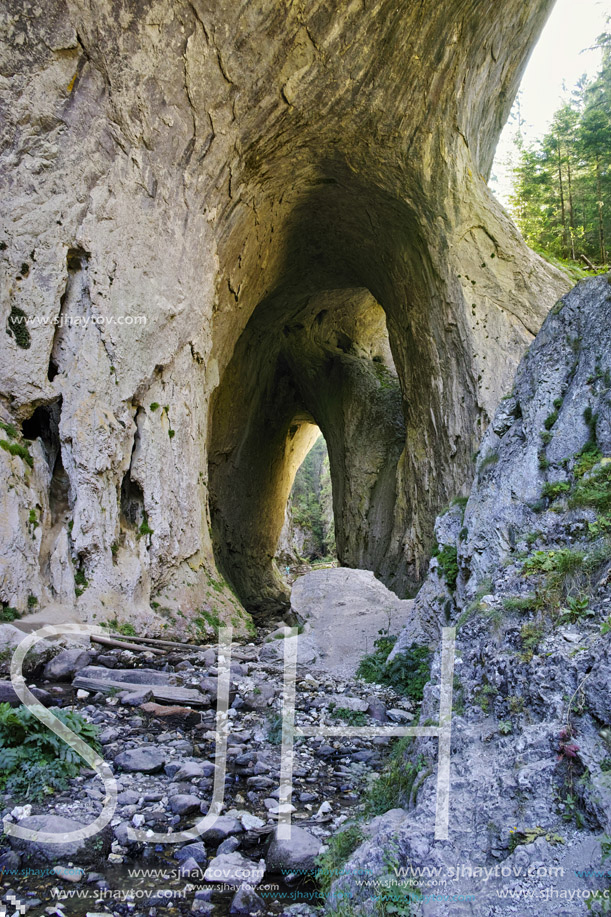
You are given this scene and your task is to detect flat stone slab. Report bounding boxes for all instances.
[75,666,175,685]
[73,667,209,707]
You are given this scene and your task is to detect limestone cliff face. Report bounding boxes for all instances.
[0,0,567,626]
[330,277,611,917]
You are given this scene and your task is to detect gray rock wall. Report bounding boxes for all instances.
[0,0,567,625]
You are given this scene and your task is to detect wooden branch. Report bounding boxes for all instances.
[91,635,165,655]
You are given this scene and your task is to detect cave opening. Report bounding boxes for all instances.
[276,429,337,571]
[208,279,411,619]
[208,165,484,620]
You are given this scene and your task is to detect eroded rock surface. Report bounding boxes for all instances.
[0,0,567,626]
[335,274,611,914]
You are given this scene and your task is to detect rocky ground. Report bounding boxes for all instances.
[0,609,417,917]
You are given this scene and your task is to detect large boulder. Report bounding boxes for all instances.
[8,815,110,865]
[43,648,91,682]
[290,568,413,677]
[265,826,321,873]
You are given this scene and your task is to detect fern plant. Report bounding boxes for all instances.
[0,703,99,801]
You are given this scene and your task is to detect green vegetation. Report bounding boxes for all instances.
[478,451,499,473]
[27,594,38,610]
[316,824,364,896]
[194,608,221,637]
[455,579,494,629]
[544,410,559,431]
[266,712,284,745]
[508,28,610,269]
[508,826,563,853]
[138,516,154,537]
[558,595,593,625]
[364,738,427,816]
[357,635,432,702]
[329,706,367,727]
[74,568,88,597]
[138,515,154,537]
[0,438,33,467]
[474,683,498,713]
[431,543,458,591]
[288,435,336,561]
[498,720,513,735]
[542,481,571,501]
[520,622,544,661]
[6,305,31,349]
[574,448,602,479]
[0,605,20,622]
[0,421,18,439]
[569,461,611,514]
[503,594,541,614]
[149,402,160,411]
[523,549,584,577]
[0,702,99,801]
[101,618,137,637]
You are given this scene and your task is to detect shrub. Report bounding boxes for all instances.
[329,707,367,727]
[479,451,499,473]
[569,462,611,514]
[138,516,154,537]
[574,447,602,478]
[357,637,432,701]
[544,411,559,430]
[558,595,592,624]
[538,453,550,471]
[0,606,20,622]
[0,439,33,467]
[6,305,31,349]
[316,824,364,895]
[432,543,458,591]
[520,622,543,660]
[523,549,584,576]
[503,594,539,614]
[364,739,426,816]
[542,481,570,501]
[0,421,18,439]
[474,683,498,713]
[102,617,137,637]
[266,712,284,745]
[0,703,99,801]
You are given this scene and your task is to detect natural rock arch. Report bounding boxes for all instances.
[0,0,568,629]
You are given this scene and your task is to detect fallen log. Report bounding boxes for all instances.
[102,633,207,651]
[91,635,165,655]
